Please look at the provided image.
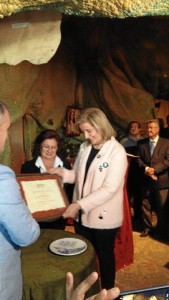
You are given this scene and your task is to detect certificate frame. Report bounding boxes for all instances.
[17,174,69,222]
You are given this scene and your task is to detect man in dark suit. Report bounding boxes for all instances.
[137,119,169,239]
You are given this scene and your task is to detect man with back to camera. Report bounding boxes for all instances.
[0,102,40,300]
[137,119,169,240]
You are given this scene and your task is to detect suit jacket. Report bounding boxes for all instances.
[0,165,40,300]
[21,158,41,173]
[137,137,169,189]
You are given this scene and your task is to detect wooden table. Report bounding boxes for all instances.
[21,229,99,300]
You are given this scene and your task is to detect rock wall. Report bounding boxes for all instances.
[0,0,169,18]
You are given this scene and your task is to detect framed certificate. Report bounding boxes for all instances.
[17,174,69,222]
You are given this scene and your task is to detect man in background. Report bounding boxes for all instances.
[120,121,143,222]
[137,119,169,240]
[120,121,143,155]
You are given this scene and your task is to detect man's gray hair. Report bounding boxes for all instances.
[147,118,160,128]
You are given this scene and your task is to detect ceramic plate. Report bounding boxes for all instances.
[49,237,87,256]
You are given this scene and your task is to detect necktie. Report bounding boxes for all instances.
[150,140,155,156]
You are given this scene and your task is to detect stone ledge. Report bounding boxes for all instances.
[0,0,169,19]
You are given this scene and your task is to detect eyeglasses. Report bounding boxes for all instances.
[130,126,139,129]
[147,126,158,129]
[41,145,57,151]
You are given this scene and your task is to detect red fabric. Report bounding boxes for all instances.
[67,218,74,225]
[115,183,134,271]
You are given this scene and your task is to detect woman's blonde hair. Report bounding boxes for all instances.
[76,107,116,141]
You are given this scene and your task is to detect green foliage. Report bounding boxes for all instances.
[58,127,84,159]
[61,136,81,159]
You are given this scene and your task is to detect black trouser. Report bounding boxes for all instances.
[141,184,168,236]
[74,221,119,289]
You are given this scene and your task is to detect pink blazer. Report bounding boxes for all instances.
[62,137,128,229]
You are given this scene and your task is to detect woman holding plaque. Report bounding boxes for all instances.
[49,107,128,289]
[21,129,73,229]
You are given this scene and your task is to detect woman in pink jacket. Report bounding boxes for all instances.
[49,107,127,289]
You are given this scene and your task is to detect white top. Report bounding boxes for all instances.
[35,156,63,173]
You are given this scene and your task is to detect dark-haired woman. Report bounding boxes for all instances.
[21,129,73,229]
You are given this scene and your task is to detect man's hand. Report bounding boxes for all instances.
[66,272,120,300]
[145,168,157,180]
[150,175,157,181]
[146,167,155,176]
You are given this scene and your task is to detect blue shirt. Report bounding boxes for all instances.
[0,164,40,300]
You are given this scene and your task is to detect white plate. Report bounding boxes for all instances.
[49,238,87,256]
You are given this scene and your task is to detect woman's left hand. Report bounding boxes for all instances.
[63,203,81,219]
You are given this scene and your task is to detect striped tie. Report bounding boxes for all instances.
[150,140,155,156]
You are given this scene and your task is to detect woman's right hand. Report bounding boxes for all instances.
[48,167,64,178]
[63,203,81,219]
